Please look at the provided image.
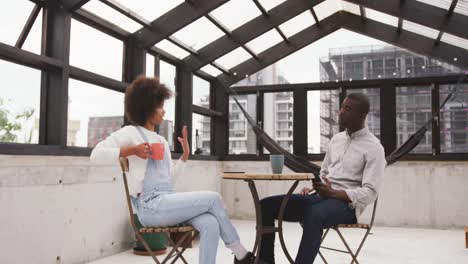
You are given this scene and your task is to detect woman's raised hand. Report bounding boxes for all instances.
[178,125,190,161]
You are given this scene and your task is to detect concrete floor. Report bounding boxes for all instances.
[89,220,468,264]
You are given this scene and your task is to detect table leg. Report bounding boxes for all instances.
[246,180,263,264]
[278,180,300,264]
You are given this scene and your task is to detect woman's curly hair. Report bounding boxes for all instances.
[125,75,173,126]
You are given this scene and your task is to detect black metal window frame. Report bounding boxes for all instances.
[0,2,219,160]
[225,74,468,162]
[1,0,467,162]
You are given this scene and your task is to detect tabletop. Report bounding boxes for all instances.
[222,172,312,181]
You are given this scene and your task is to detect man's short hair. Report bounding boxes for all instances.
[347,93,370,115]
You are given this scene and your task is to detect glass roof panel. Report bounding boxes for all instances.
[117,0,184,21]
[154,40,190,59]
[454,0,468,16]
[441,33,468,50]
[258,0,287,11]
[415,0,452,10]
[246,29,283,54]
[214,47,252,69]
[403,20,440,39]
[365,7,398,27]
[314,0,341,21]
[82,1,142,33]
[0,0,35,46]
[339,0,361,15]
[210,0,262,31]
[200,64,223,77]
[279,10,315,38]
[171,17,224,50]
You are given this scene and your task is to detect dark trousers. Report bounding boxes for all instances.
[259,193,357,264]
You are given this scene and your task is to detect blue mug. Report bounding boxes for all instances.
[270,154,284,174]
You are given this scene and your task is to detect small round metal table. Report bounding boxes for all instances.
[223,173,312,264]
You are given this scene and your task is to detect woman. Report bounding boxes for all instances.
[90,76,253,264]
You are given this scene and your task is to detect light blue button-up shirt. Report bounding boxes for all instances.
[320,127,386,217]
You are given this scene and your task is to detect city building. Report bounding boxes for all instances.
[319,44,466,153]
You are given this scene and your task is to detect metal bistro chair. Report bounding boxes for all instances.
[317,199,379,264]
[119,157,198,264]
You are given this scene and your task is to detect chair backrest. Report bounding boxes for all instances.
[119,157,139,233]
[368,198,378,229]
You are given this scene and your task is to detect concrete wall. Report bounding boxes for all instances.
[1,155,467,264]
[0,155,220,264]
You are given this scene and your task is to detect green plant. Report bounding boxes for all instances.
[0,98,35,143]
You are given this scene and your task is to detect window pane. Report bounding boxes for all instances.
[441,33,468,50]
[314,0,340,21]
[146,54,155,77]
[154,40,191,59]
[81,1,141,32]
[347,88,381,138]
[339,1,361,15]
[117,0,183,22]
[215,47,252,70]
[365,8,398,27]
[308,90,340,153]
[264,92,294,153]
[0,1,35,46]
[210,0,262,31]
[416,0,451,10]
[71,19,123,80]
[0,60,40,144]
[396,86,432,153]
[258,0,286,11]
[402,20,439,39]
[159,61,176,151]
[454,1,468,16]
[200,64,223,77]
[246,29,283,54]
[192,114,211,155]
[440,84,468,153]
[193,76,210,108]
[68,79,124,148]
[229,95,257,154]
[171,17,224,50]
[278,10,315,38]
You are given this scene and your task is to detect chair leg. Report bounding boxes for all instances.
[353,228,371,261]
[170,231,198,264]
[162,231,194,264]
[135,232,162,264]
[335,228,360,264]
[318,228,330,264]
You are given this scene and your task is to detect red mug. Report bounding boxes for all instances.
[150,143,165,160]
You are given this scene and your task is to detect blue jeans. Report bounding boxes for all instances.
[136,191,241,264]
[260,193,357,264]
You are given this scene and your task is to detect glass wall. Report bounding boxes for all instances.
[228,94,257,154]
[440,84,468,153]
[0,61,41,144]
[68,80,124,148]
[264,92,294,153]
[308,90,340,153]
[396,86,432,153]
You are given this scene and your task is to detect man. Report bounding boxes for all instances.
[258,93,386,264]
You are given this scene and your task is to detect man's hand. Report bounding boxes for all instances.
[299,187,313,195]
[178,125,190,161]
[312,176,335,198]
